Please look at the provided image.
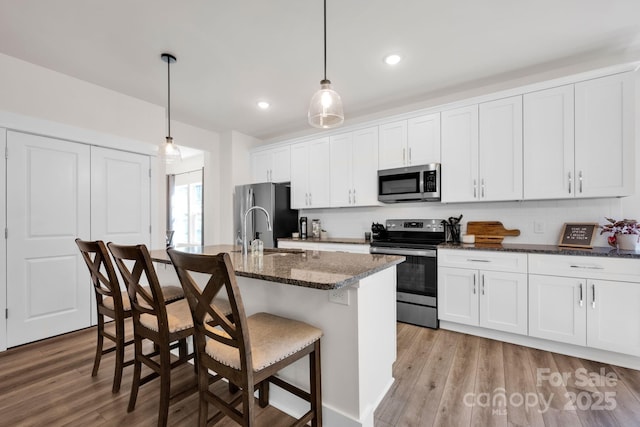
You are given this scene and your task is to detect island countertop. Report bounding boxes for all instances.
[150,245,404,290]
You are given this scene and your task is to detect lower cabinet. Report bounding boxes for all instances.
[438,250,528,335]
[530,274,640,356]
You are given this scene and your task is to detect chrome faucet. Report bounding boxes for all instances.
[242,206,272,256]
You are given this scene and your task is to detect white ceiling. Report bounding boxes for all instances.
[1,0,640,142]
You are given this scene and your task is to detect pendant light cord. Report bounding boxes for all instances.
[323,0,327,81]
[167,57,171,137]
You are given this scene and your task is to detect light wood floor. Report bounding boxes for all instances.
[2,322,640,426]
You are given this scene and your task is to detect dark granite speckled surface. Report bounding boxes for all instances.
[438,242,640,259]
[150,245,403,290]
[279,237,370,245]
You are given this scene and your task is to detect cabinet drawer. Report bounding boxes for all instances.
[438,249,527,273]
[529,254,640,282]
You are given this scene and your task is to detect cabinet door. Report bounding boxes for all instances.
[529,275,586,346]
[587,279,640,356]
[307,137,331,208]
[290,143,308,209]
[351,127,379,206]
[441,105,479,202]
[479,271,528,335]
[407,113,440,165]
[6,131,91,347]
[479,96,523,201]
[438,267,479,326]
[329,132,353,207]
[523,85,575,199]
[270,145,291,183]
[251,150,271,183]
[575,72,634,198]
[378,120,407,170]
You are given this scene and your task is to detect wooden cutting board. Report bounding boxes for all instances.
[466,221,520,244]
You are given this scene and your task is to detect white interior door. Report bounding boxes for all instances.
[0,129,7,351]
[7,131,91,347]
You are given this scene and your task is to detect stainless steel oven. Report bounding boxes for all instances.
[370,219,445,329]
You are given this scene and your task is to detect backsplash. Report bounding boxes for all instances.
[301,197,626,247]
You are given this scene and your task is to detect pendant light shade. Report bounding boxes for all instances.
[161,53,181,164]
[308,0,344,129]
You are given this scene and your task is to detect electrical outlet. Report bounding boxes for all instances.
[534,221,545,234]
[329,288,350,306]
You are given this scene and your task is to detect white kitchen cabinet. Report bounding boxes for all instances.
[290,138,330,209]
[378,114,440,170]
[529,254,640,357]
[478,96,523,201]
[330,127,379,207]
[529,274,586,346]
[574,72,635,198]
[441,105,479,202]
[438,249,528,335]
[587,279,640,356]
[523,85,575,199]
[251,144,290,183]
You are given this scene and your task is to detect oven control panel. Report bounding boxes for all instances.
[385,219,445,232]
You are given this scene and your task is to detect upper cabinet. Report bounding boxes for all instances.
[378,113,440,170]
[441,96,523,203]
[574,72,635,198]
[330,127,379,207]
[523,85,575,199]
[524,72,634,200]
[290,138,331,209]
[251,145,291,183]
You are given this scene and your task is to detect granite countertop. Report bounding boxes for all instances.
[438,242,640,259]
[150,245,403,290]
[278,237,370,245]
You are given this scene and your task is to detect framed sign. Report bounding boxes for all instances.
[558,223,598,248]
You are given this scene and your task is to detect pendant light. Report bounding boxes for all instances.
[308,0,344,129]
[161,53,181,164]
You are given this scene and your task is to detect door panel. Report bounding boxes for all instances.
[7,131,91,347]
[437,267,478,326]
[479,271,527,335]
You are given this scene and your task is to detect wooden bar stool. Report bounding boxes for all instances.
[76,238,134,393]
[168,249,323,427]
[107,242,198,427]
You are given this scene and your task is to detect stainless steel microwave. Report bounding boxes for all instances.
[378,163,441,203]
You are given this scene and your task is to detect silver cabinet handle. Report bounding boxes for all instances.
[408,147,412,164]
[305,193,309,206]
[579,170,583,193]
[353,188,356,204]
[481,178,485,198]
[568,171,572,194]
[348,189,352,204]
[473,179,477,198]
[473,274,476,294]
[467,258,491,263]
[309,193,312,205]
[579,283,583,307]
[402,148,406,164]
[481,274,485,295]
[570,264,604,270]
[591,283,596,309]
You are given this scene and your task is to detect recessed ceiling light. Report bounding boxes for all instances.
[384,54,402,66]
[257,101,270,110]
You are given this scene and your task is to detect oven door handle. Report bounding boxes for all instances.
[370,247,437,257]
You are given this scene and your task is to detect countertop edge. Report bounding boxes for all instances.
[438,242,640,259]
[278,237,370,245]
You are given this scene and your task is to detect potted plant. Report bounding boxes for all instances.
[600,217,640,250]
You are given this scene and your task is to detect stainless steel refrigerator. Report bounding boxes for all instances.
[233,183,299,248]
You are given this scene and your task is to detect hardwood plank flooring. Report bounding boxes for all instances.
[2,321,640,426]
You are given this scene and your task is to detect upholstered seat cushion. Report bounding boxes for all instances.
[139,297,232,333]
[205,312,322,372]
[102,285,184,312]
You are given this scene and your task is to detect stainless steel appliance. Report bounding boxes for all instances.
[369,219,446,329]
[377,163,441,203]
[234,183,299,248]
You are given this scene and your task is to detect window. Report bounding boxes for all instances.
[167,169,203,246]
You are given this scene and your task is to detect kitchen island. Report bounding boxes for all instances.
[151,245,404,427]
